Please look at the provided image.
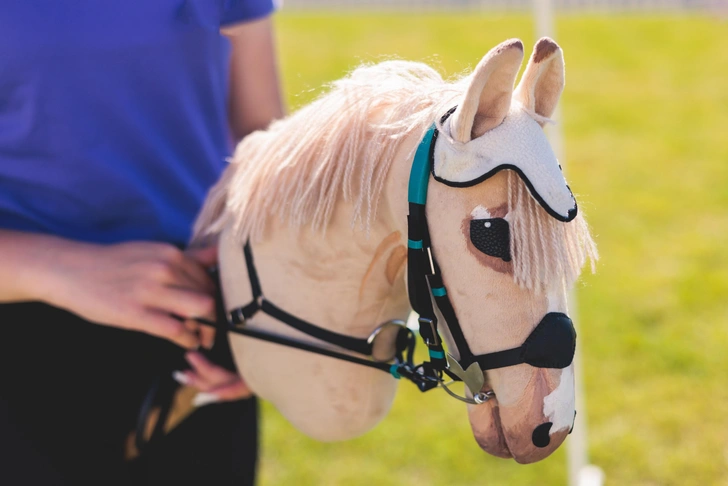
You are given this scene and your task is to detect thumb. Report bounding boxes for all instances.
[186,245,218,267]
[192,379,253,407]
[211,378,253,401]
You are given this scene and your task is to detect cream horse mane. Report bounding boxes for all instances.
[193,59,597,292]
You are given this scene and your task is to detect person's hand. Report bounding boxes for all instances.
[41,241,218,349]
[173,351,252,406]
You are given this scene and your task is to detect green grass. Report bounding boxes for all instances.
[257,14,728,486]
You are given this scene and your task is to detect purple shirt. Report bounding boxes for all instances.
[0,0,274,245]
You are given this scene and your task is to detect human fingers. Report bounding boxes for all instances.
[191,379,252,407]
[173,355,245,394]
[183,318,200,336]
[140,310,200,349]
[198,322,216,350]
[207,377,252,400]
[176,256,216,294]
[175,247,217,294]
[185,246,218,268]
[185,351,236,383]
[183,318,215,350]
[172,369,213,392]
[143,246,214,293]
[144,287,215,321]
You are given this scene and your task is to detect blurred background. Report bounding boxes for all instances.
[257,2,727,485]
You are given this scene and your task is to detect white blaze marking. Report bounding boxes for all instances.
[471,205,491,219]
[547,288,567,314]
[543,289,574,434]
[543,365,575,434]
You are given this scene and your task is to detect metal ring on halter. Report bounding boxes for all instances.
[367,319,408,362]
[439,379,495,405]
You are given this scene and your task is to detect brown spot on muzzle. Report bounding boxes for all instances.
[533,38,559,63]
[497,369,571,464]
[471,403,512,459]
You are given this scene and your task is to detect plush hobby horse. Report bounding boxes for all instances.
[191,38,597,464]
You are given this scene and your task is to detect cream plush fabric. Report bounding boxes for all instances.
[434,104,577,222]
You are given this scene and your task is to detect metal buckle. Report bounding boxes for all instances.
[417,317,440,347]
[228,308,247,329]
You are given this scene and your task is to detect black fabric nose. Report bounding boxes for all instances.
[532,422,552,448]
[522,312,576,369]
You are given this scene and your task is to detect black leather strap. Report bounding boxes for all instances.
[207,241,443,391]
[229,242,372,356]
[197,317,388,373]
[466,347,524,371]
[260,300,372,356]
[243,242,262,299]
[427,273,472,359]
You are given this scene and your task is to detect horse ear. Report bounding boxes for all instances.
[513,37,565,125]
[449,39,524,143]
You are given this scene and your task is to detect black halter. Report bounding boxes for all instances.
[137,110,580,452]
[189,109,577,403]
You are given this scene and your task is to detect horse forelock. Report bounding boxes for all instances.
[506,170,598,292]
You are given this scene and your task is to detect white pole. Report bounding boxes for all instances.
[531,2,604,485]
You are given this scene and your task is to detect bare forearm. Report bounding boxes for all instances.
[0,229,85,304]
[223,16,285,140]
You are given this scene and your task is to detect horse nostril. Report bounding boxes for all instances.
[532,422,553,448]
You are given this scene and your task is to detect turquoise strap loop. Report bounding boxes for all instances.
[389,364,401,379]
[429,350,445,359]
[407,124,436,205]
[431,287,446,297]
[407,239,423,249]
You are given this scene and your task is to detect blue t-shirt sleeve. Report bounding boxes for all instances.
[221,0,276,25]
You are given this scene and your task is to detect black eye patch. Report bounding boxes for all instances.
[469,218,511,262]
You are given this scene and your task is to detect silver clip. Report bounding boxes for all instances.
[439,380,494,405]
[446,353,485,397]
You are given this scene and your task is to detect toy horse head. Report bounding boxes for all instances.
[194,37,597,464]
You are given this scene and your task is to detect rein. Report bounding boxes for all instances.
[194,244,435,390]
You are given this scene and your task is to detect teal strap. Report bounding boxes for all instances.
[431,287,446,297]
[429,350,445,359]
[389,364,401,379]
[407,239,423,249]
[407,125,436,205]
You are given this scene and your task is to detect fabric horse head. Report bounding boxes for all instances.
[193,37,597,464]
